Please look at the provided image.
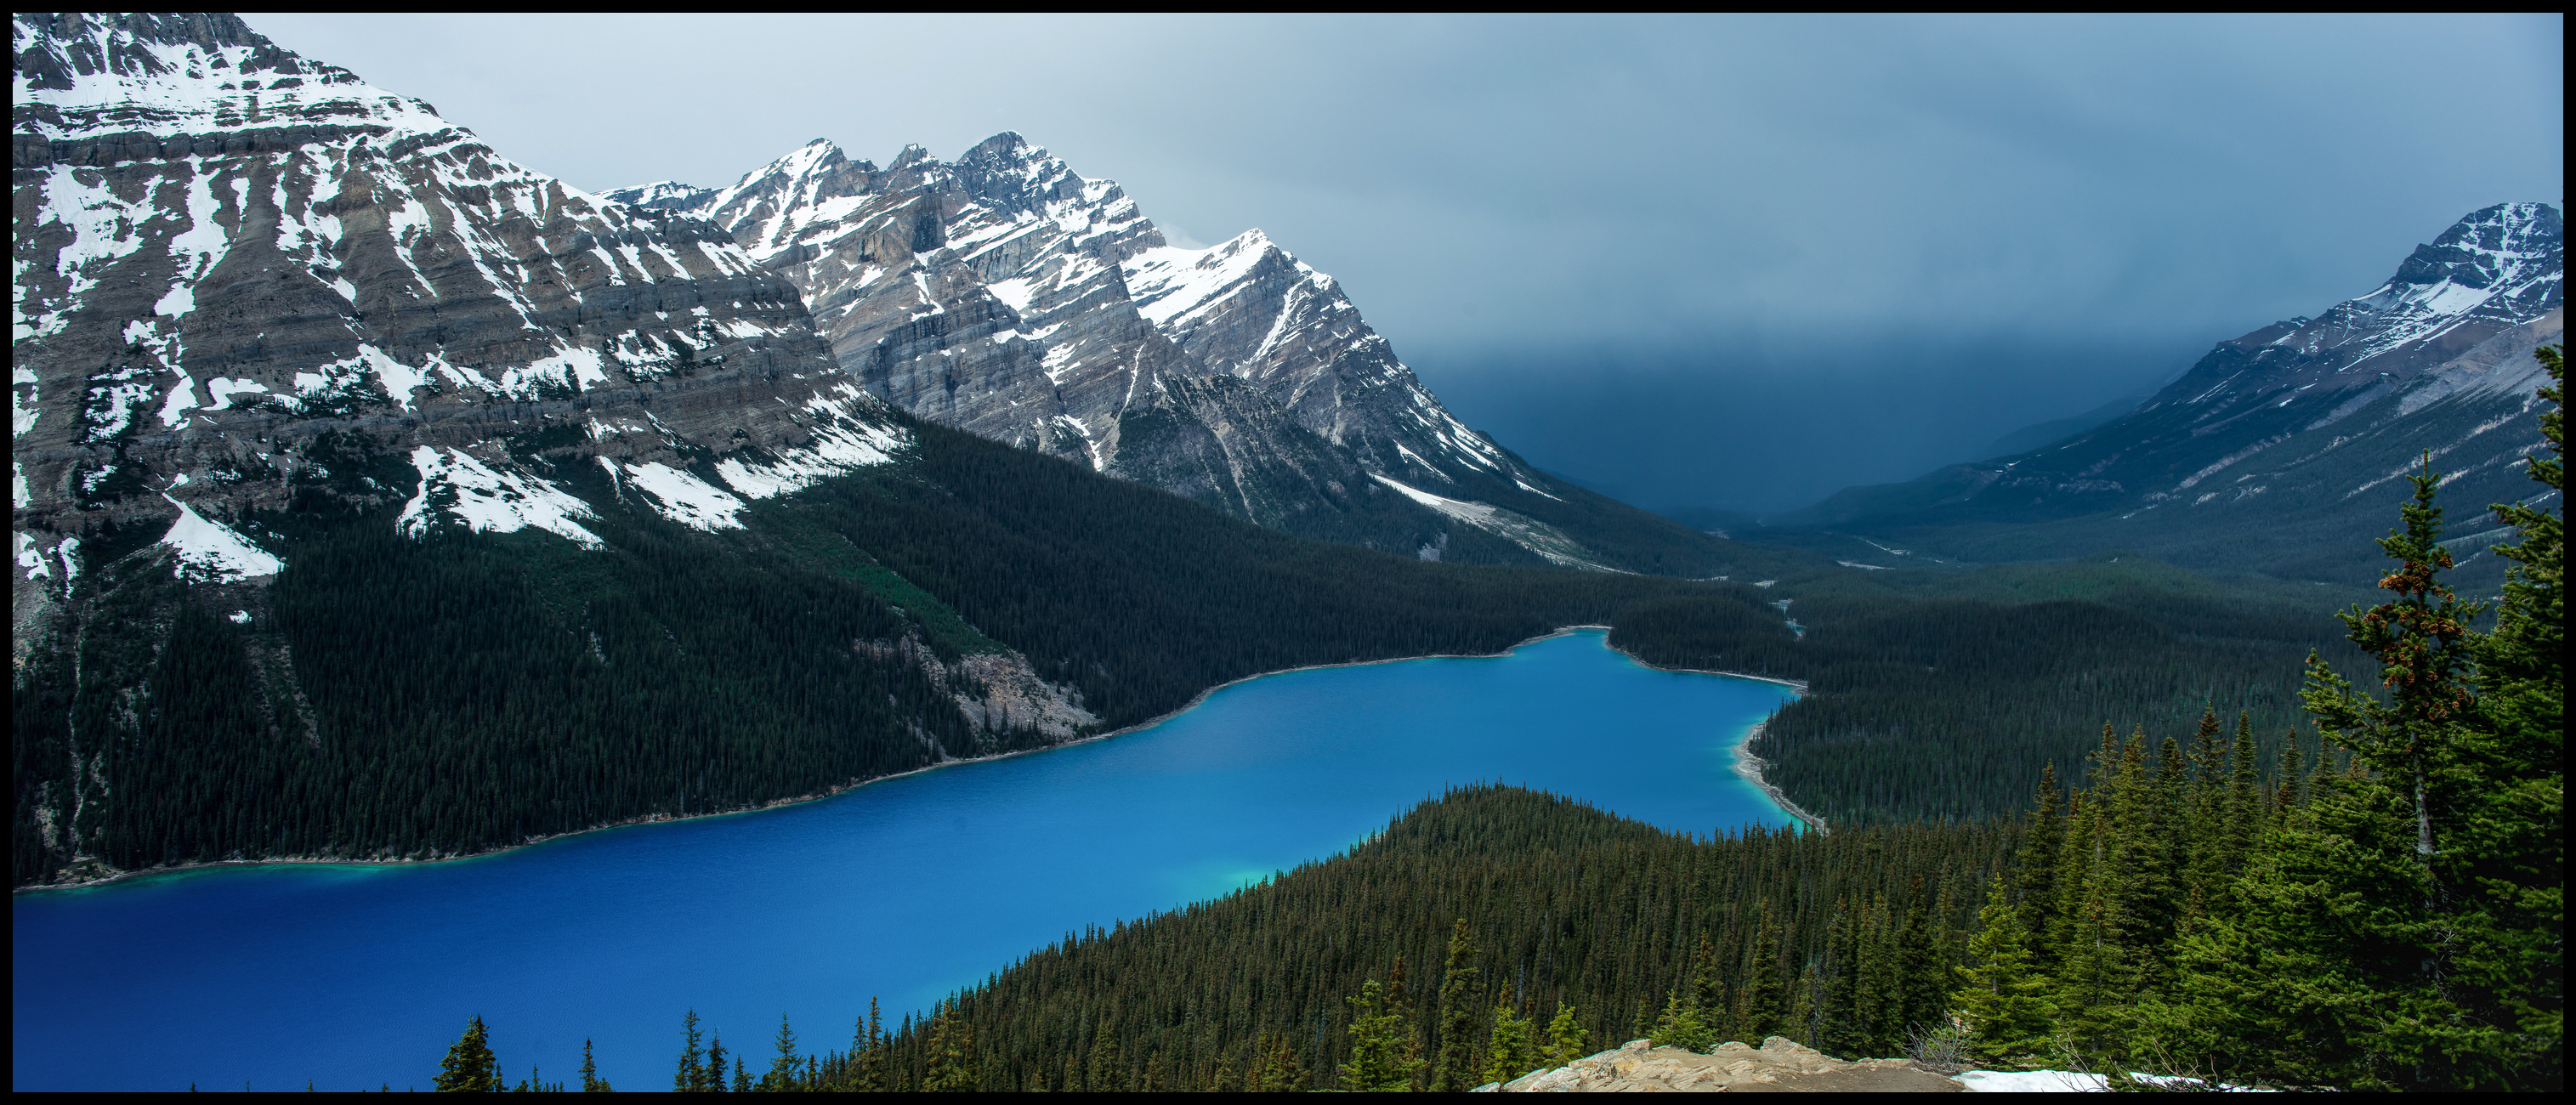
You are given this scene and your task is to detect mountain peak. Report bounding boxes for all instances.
[14,10,431,141]
[2381,201,2562,296]
[889,143,935,170]
[963,131,1036,162]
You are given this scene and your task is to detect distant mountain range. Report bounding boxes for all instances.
[604,139,1724,573]
[1775,202,2563,584]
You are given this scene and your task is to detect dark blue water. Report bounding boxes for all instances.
[11,630,1796,1091]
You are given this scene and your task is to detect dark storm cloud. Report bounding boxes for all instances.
[245,14,2564,511]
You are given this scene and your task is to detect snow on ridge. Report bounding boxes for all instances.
[156,494,281,581]
[398,446,603,549]
[713,384,910,499]
[620,461,746,531]
[14,14,449,143]
[1122,230,1280,328]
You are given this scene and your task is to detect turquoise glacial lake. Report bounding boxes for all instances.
[10,629,1798,1091]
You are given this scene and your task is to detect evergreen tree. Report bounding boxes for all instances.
[578,1039,610,1093]
[2449,343,2564,1087]
[1429,918,1484,1091]
[1341,978,1422,1091]
[762,1014,799,1091]
[1953,876,2051,1062]
[704,1033,729,1094]
[1540,1000,1591,1067]
[2223,716,2261,877]
[1649,987,1716,1052]
[1689,930,1724,1017]
[1728,904,1784,1042]
[2053,802,2130,1051]
[1892,878,1953,1043]
[1482,998,1543,1086]
[2011,765,2064,969]
[922,1001,979,1092]
[1257,1034,1308,1091]
[435,1015,502,1093]
[854,998,885,1092]
[1085,1020,1121,1093]
[675,1011,709,1093]
[731,1055,750,1093]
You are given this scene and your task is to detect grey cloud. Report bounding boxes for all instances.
[242,13,2563,512]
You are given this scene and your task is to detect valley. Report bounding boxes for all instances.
[11,10,2562,1095]
[13,630,1795,1091]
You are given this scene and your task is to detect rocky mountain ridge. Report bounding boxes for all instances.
[1785,201,2563,582]
[10,11,1085,736]
[608,135,1685,571]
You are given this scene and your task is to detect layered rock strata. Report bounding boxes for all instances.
[12,12,911,643]
[611,135,1608,565]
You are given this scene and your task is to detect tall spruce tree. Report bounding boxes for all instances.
[1429,918,1484,1090]
[854,998,886,1091]
[578,1039,610,1093]
[435,1016,502,1093]
[1954,875,2051,1062]
[1729,903,1785,1043]
[1540,1001,1591,1067]
[675,1011,709,1092]
[763,1013,800,1091]
[1483,999,1543,1086]
[2448,343,2564,1088]
[1341,977,1422,1091]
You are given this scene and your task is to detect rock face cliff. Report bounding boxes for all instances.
[11,12,919,641]
[1790,202,2563,583]
[610,136,1667,571]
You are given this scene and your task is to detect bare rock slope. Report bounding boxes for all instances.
[612,136,1721,572]
[1489,1037,1963,1093]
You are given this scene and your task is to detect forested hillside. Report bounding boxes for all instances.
[12,412,1770,887]
[14,404,2380,886]
[1614,557,2371,826]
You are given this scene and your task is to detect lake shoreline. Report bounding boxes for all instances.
[17,625,1809,893]
[1595,641,1822,835]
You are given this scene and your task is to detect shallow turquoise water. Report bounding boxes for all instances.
[10,629,1796,1091]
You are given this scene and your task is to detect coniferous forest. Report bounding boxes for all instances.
[424,348,2561,1091]
[14,404,2376,886]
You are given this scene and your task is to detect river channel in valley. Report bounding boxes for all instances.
[11,629,1798,1091]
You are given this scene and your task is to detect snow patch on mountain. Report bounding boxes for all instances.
[157,496,281,581]
[398,447,603,549]
[1370,474,1616,572]
[619,462,746,531]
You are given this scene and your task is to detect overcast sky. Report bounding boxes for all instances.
[246,13,2563,512]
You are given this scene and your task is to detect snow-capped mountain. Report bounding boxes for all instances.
[1792,202,2563,582]
[609,134,1619,567]
[12,12,911,635]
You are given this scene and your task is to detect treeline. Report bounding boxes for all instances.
[1614,559,2364,826]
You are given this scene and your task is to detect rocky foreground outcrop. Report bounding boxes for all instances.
[1484,1037,1963,1093]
